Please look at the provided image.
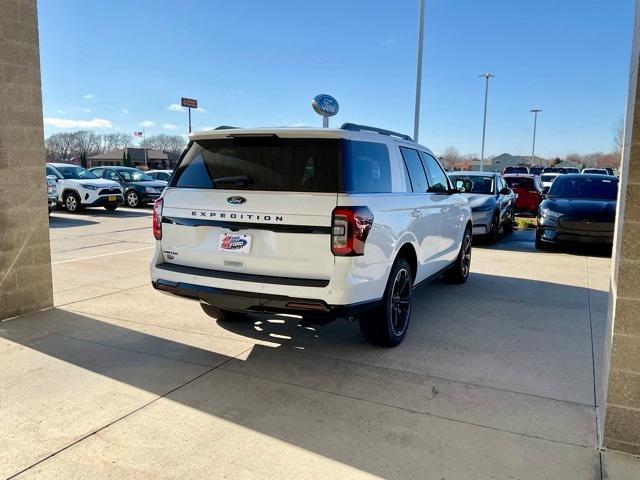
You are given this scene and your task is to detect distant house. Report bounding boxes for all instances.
[515,155,546,166]
[554,160,582,170]
[88,148,180,170]
[470,153,525,172]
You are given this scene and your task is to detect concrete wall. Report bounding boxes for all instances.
[0,0,53,319]
[602,0,640,455]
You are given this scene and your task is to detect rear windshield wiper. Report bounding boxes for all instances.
[212,175,251,187]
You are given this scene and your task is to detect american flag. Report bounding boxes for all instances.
[133,131,143,137]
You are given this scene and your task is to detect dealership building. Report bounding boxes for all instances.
[88,147,180,170]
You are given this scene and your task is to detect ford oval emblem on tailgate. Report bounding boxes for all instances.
[227,196,246,205]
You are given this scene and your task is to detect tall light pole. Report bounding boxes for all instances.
[413,0,425,142]
[479,73,494,172]
[530,108,542,165]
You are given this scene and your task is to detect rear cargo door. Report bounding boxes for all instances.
[160,136,339,281]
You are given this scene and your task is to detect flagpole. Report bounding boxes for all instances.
[143,128,148,168]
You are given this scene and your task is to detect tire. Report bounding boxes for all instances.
[125,190,140,208]
[535,233,546,249]
[63,191,82,213]
[359,257,413,347]
[104,205,118,211]
[487,211,500,243]
[443,226,472,284]
[503,210,515,234]
[200,303,247,322]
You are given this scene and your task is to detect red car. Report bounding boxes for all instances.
[503,174,544,214]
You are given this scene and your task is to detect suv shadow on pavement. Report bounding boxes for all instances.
[48,215,99,228]
[0,269,611,478]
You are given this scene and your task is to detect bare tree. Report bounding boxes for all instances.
[71,130,102,157]
[613,116,624,158]
[142,134,186,154]
[439,147,462,170]
[44,132,76,161]
[102,132,132,151]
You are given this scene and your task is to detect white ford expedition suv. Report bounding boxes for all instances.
[150,124,472,346]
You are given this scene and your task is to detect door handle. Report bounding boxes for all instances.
[411,209,422,218]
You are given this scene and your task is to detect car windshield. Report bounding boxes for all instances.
[541,174,557,183]
[450,175,494,194]
[549,176,618,200]
[117,169,153,181]
[583,169,607,174]
[55,165,98,180]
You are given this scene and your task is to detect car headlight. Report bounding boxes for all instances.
[81,184,99,190]
[540,206,562,219]
[145,187,159,193]
[472,202,495,212]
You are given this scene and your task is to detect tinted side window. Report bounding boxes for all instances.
[105,170,121,181]
[46,165,61,178]
[420,152,449,193]
[342,141,391,193]
[399,147,428,193]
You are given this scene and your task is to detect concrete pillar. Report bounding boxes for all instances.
[602,0,640,455]
[0,0,53,319]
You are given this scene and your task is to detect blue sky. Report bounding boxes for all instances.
[38,0,633,158]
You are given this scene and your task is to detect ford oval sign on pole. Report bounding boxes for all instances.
[312,94,339,128]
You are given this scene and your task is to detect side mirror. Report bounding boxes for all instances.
[499,187,511,195]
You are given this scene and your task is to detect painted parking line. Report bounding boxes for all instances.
[52,246,155,265]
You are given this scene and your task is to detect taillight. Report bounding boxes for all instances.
[331,206,373,256]
[152,198,163,240]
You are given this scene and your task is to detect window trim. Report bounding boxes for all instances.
[419,151,450,194]
[399,146,429,194]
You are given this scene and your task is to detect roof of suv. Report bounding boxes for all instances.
[47,162,80,167]
[189,124,431,149]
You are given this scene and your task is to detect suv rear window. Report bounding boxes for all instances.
[505,177,534,189]
[172,137,392,193]
[173,138,339,192]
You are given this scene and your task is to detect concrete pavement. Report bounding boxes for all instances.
[1,208,639,479]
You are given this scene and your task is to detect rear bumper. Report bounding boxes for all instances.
[85,195,125,207]
[515,200,540,213]
[140,192,162,203]
[151,278,380,319]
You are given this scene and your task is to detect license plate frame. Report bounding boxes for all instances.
[108,195,116,202]
[217,233,252,254]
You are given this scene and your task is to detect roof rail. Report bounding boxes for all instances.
[214,125,240,130]
[340,123,413,141]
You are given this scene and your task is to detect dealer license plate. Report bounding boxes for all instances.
[217,233,252,254]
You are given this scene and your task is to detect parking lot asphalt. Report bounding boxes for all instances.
[1,208,640,479]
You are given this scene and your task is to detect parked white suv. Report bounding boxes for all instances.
[150,124,472,346]
[46,163,124,213]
